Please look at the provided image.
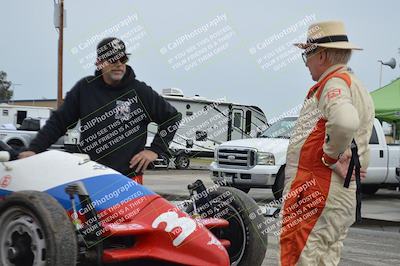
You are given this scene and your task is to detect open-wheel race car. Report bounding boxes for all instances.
[0,141,267,266]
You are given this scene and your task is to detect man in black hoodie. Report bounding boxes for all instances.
[19,37,182,180]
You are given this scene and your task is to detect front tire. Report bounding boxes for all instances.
[186,187,267,266]
[0,191,78,266]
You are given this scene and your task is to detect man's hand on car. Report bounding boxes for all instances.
[18,151,36,159]
[129,150,158,173]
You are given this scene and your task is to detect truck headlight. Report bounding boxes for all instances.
[257,152,275,165]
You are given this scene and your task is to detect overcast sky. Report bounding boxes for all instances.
[1,0,399,119]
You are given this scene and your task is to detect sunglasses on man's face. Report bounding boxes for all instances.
[301,46,324,63]
[106,55,129,64]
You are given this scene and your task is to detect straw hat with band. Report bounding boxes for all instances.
[294,21,362,50]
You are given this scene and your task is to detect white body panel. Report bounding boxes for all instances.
[0,150,116,192]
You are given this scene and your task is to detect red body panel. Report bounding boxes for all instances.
[74,195,230,265]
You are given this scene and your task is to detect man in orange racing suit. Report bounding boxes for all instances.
[279,21,375,266]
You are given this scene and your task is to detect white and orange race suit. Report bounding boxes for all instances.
[279,64,375,266]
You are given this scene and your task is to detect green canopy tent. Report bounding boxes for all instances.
[370,78,400,140]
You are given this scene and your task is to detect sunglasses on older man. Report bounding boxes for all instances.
[301,46,320,63]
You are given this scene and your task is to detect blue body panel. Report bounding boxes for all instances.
[0,174,155,212]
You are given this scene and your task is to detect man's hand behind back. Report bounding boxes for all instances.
[333,150,367,181]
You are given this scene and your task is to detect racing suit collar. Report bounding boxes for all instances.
[307,64,347,99]
[317,64,347,82]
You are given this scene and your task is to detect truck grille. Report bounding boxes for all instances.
[217,147,256,168]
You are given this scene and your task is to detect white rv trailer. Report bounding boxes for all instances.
[146,88,268,167]
[0,104,53,127]
[64,88,267,169]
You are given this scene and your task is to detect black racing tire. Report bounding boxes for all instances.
[186,186,267,266]
[175,154,190,169]
[0,191,78,266]
[361,185,380,195]
[272,166,285,200]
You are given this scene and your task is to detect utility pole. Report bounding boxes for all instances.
[55,0,65,108]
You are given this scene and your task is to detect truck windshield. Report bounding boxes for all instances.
[259,117,297,139]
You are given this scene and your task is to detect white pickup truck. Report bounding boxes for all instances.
[210,117,400,199]
[0,118,64,151]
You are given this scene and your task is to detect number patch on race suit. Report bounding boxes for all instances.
[325,88,342,100]
[152,211,196,246]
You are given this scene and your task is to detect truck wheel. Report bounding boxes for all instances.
[0,191,78,266]
[7,139,26,152]
[175,154,190,169]
[186,187,267,266]
[272,166,285,200]
[361,185,380,195]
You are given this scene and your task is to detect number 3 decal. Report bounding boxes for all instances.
[152,212,196,246]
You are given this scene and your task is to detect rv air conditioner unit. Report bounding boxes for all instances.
[162,88,184,97]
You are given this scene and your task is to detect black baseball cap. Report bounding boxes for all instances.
[96,37,130,64]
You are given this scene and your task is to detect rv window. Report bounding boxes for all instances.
[16,110,27,125]
[196,131,207,141]
[2,110,8,116]
[245,110,252,134]
[234,112,242,128]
